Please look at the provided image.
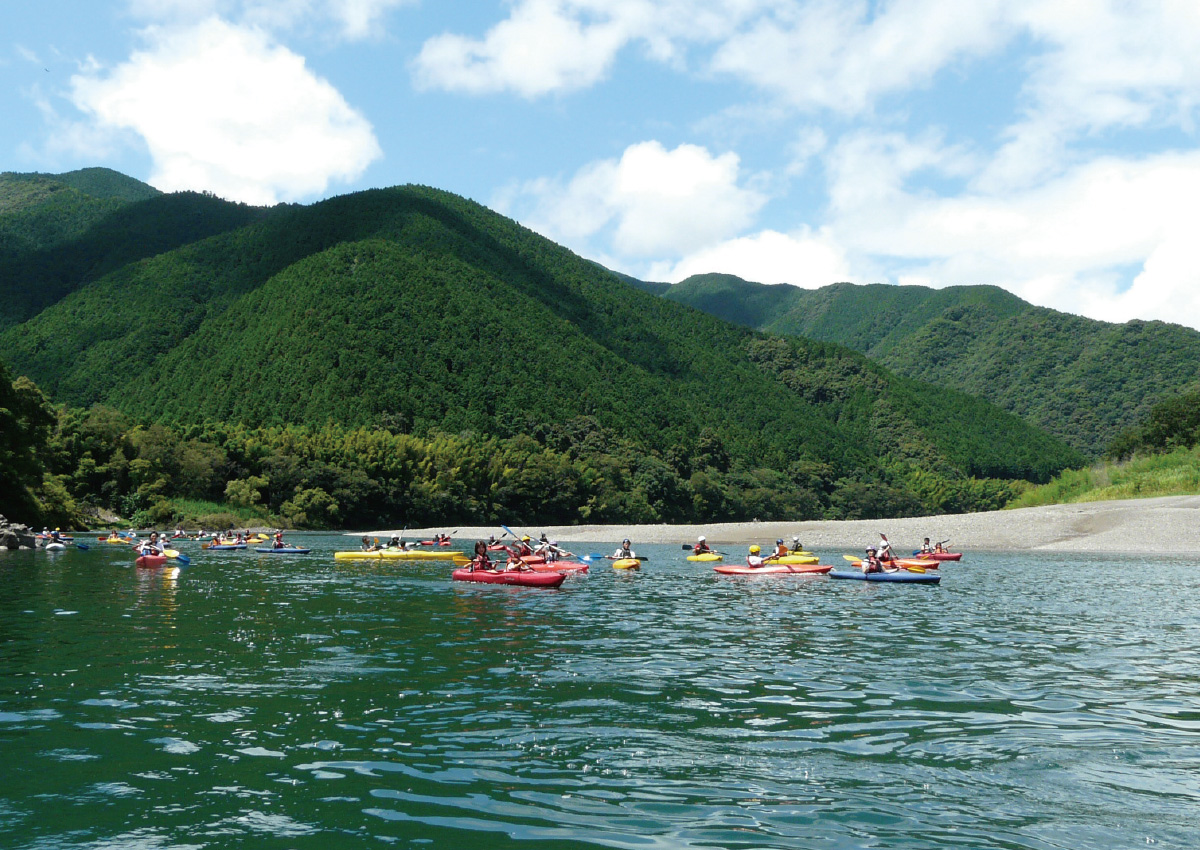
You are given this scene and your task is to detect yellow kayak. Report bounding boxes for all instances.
[334,550,464,560]
[686,553,721,562]
[767,554,819,565]
[613,558,641,570]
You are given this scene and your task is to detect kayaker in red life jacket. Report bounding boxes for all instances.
[273,531,285,549]
[746,544,766,568]
[515,536,535,557]
[877,533,895,564]
[693,536,712,554]
[470,540,492,572]
[862,546,899,574]
[504,551,530,572]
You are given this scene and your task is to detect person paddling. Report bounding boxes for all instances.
[767,538,789,561]
[273,531,285,549]
[746,544,767,568]
[611,539,636,560]
[789,535,806,554]
[693,536,712,554]
[470,540,492,572]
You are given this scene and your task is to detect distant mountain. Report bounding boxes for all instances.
[0,169,267,329]
[0,174,1085,523]
[664,275,1200,456]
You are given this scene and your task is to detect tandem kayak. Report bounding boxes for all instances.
[686,553,721,562]
[451,568,565,588]
[254,547,312,554]
[911,551,963,561]
[613,558,641,570]
[829,569,940,584]
[135,554,168,568]
[715,563,831,576]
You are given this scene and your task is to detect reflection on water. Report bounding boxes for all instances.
[1,538,1199,849]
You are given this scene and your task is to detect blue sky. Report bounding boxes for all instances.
[6,1,1200,328]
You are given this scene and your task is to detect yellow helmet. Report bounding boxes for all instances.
[522,536,531,542]
[749,545,761,554]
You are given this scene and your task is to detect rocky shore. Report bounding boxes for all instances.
[0,515,37,550]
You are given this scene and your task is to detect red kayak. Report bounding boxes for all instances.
[715,564,832,576]
[451,568,565,587]
[528,561,589,573]
[519,554,546,565]
[135,554,168,568]
[486,544,508,552]
[919,552,962,561]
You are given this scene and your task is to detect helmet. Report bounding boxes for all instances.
[550,540,558,546]
[866,546,877,553]
[522,536,531,542]
[623,538,631,545]
[792,535,800,541]
[776,539,783,544]
[698,536,706,542]
[749,545,761,554]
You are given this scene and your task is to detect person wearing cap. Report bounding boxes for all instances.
[611,538,636,559]
[861,546,898,574]
[693,536,712,554]
[746,544,766,568]
[877,533,894,563]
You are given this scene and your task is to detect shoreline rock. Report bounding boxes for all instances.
[0,515,37,550]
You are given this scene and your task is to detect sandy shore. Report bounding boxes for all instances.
[368,495,1199,555]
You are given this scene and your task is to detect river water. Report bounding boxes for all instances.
[1,536,1198,849]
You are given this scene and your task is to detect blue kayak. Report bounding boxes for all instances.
[255,547,312,554]
[829,569,940,584]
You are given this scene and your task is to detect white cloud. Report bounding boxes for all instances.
[68,17,381,204]
[500,140,766,258]
[125,0,411,41]
[647,227,850,287]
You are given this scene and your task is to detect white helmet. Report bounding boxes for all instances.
[698,535,706,542]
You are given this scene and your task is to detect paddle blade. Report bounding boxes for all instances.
[843,555,862,562]
[174,554,191,565]
[904,565,925,573]
[75,543,89,550]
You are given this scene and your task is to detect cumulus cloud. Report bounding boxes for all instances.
[69,17,381,204]
[499,140,766,258]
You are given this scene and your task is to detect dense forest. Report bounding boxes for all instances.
[663,274,1200,456]
[0,171,1088,529]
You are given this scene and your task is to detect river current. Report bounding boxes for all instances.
[1,535,1198,849]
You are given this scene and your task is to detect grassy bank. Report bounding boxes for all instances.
[1007,446,1200,508]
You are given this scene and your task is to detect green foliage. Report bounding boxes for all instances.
[0,176,1089,526]
[667,276,1200,457]
[1107,391,1200,459]
[0,363,56,522]
[1008,446,1200,508]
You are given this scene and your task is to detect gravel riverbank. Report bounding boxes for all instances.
[369,495,1200,555]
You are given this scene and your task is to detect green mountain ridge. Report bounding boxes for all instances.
[0,171,1085,525]
[664,274,1200,456]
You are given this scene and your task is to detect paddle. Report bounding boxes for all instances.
[173,553,191,565]
[606,555,648,561]
[75,543,89,551]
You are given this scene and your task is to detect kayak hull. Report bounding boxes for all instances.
[715,564,831,575]
[451,568,565,587]
[613,558,641,570]
[44,543,66,551]
[686,553,721,562]
[530,561,589,573]
[767,554,820,565]
[135,555,168,568]
[829,569,941,584]
[334,550,463,560]
[205,544,247,550]
[254,547,312,554]
[911,552,962,561]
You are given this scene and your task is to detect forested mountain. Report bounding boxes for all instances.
[0,173,1086,527]
[663,275,1200,456]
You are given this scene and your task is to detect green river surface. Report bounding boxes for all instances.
[2,535,1198,849]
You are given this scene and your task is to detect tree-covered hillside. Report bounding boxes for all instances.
[0,170,268,330]
[665,275,1200,456]
[0,179,1087,525]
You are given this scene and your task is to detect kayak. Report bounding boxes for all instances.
[333,550,463,560]
[45,542,66,551]
[451,568,565,588]
[911,551,963,561]
[529,561,589,573]
[847,558,938,570]
[829,569,941,584]
[135,554,168,568]
[766,554,820,565]
[205,543,247,550]
[254,547,312,554]
[100,537,130,544]
[613,558,641,570]
[686,553,722,562]
[715,563,831,576]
